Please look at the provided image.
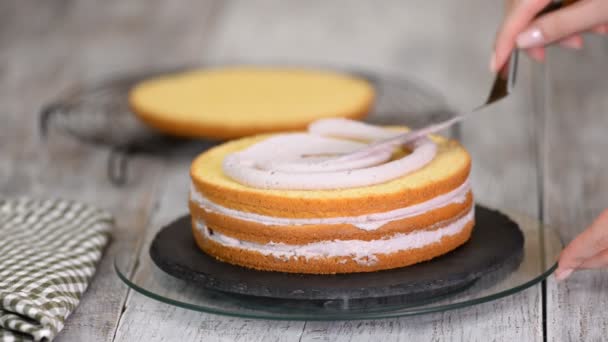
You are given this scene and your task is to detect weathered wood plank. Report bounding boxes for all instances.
[543,36,608,341]
[0,1,221,341]
[114,1,544,341]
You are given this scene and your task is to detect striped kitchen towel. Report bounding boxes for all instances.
[0,198,113,342]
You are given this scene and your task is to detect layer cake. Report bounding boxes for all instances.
[189,119,473,274]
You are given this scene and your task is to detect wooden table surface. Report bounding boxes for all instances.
[2,1,607,341]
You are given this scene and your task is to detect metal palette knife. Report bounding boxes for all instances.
[340,0,572,158]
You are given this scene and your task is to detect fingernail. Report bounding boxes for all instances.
[489,52,497,72]
[559,39,583,50]
[516,28,544,48]
[555,268,574,281]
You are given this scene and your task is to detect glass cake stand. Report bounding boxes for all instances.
[115,209,562,320]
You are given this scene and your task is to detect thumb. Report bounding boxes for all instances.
[516,0,608,48]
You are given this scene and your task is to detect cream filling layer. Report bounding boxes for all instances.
[190,177,470,231]
[221,119,438,190]
[196,206,474,266]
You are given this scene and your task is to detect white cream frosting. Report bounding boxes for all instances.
[221,118,438,190]
[196,206,474,266]
[190,177,470,231]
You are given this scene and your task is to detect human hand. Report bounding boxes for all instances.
[555,209,608,281]
[491,0,608,72]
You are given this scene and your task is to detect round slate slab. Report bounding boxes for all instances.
[150,205,524,300]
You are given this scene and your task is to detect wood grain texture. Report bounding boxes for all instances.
[0,1,221,341]
[543,36,608,342]
[0,9,165,342]
[113,1,545,341]
[11,0,604,340]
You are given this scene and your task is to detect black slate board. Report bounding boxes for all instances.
[150,205,524,300]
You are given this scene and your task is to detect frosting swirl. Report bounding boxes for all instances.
[222,118,438,190]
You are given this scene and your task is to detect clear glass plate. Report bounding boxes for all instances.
[115,209,562,320]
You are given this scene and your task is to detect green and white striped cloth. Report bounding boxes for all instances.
[0,198,113,342]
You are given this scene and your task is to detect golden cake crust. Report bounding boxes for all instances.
[189,191,473,244]
[192,219,474,274]
[129,67,374,139]
[190,133,472,218]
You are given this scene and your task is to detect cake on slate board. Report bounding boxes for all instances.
[189,118,473,274]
